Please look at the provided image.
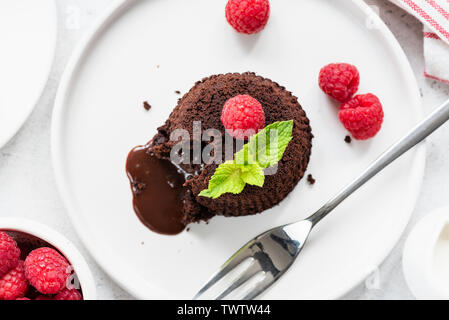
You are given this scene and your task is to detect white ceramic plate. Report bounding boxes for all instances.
[0,0,57,149]
[52,0,425,299]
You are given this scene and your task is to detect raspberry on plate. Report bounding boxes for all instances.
[54,288,83,300]
[338,93,384,140]
[319,63,360,103]
[221,94,266,140]
[225,0,270,34]
[0,231,20,278]
[0,261,28,300]
[24,247,70,295]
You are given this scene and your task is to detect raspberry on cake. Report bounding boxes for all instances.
[221,94,265,140]
[225,0,270,34]
[339,93,384,140]
[319,63,360,103]
[126,72,313,235]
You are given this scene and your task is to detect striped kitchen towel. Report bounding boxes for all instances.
[389,0,449,83]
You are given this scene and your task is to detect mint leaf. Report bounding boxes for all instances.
[240,163,265,187]
[234,144,253,165]
[198,161,265,199]
[247,120,293,168]
[199,120,293,199]
[198,161,245,199]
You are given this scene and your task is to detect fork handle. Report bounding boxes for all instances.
[308,98,449,226]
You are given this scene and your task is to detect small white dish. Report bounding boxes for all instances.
[403,206,449,299]
[0,217,96,300]
[0,0,57,149]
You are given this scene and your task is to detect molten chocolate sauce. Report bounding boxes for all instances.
[126,146,186,235]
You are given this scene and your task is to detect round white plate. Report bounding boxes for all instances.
[52,0,425,299]
[0,0,57,149]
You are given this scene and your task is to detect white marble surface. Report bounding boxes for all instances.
[0,0,448,300]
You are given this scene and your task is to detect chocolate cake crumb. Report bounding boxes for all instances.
[132,182,146,194]
[143,101,152,111]
[175,90,181,95]
[186,228,190,232]
[344,135,352,144]
[307,174,316,185]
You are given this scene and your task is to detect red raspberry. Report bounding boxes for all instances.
[54,288,83,300]
[221,94,266,140]
[319,63,360,102]
[338,94,384,140]
[225,0,270,34]
[35,295,53,300]
[0,231,20,278]
[0,261,28,300]
[24,247,70,295]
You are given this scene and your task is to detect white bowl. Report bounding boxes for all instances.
[0,217,96,300]
[403,206,449,299]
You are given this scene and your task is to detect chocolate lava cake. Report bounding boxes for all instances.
[126,72,312,235]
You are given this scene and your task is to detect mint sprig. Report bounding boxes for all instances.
[199,120,293,199]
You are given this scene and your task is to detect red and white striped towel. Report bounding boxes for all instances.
[389,0,449,83]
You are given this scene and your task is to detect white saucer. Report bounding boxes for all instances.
[403,206,449,299]
[0,0,57,149]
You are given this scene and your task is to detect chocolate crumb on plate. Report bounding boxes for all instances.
[307,174,316,185]
[344,135,352,144]
[175,90,181,95]
[143,101,152,111]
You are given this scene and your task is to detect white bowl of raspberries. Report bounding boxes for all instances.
[0,218,96,300]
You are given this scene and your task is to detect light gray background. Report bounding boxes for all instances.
[1,0,448,300]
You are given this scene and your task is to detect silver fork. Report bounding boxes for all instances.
[193,99,449,300]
